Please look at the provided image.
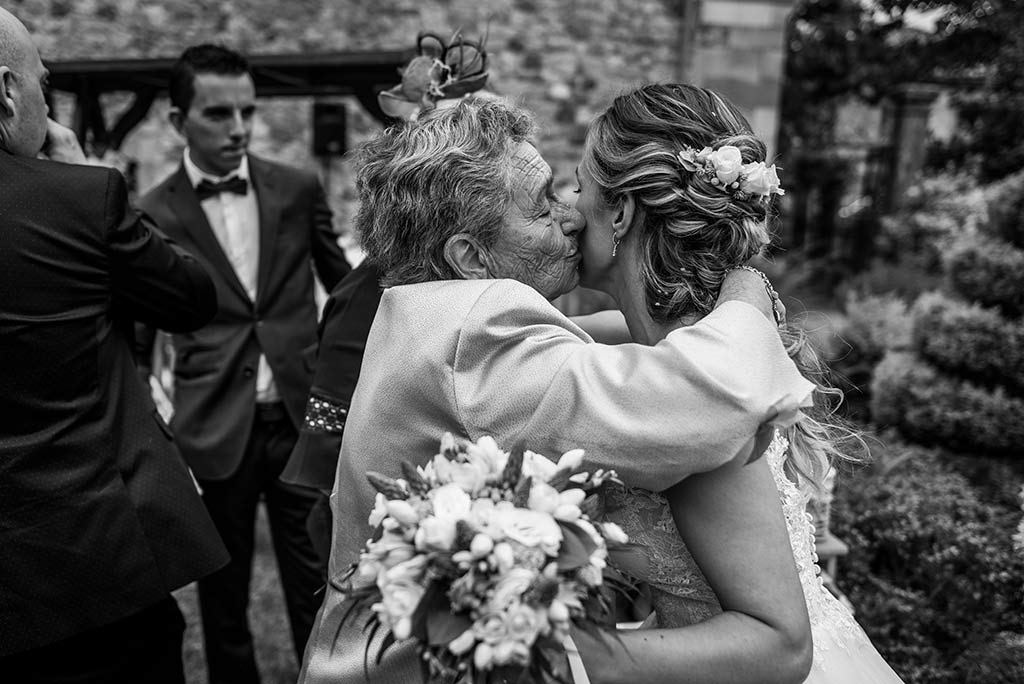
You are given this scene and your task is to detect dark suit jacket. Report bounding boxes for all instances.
[281,260,383,491]
[0,150,229,656]
[138,155,350,480]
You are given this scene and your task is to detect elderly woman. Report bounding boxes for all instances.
[298,97,813,683]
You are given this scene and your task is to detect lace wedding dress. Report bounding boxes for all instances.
[600,433,905,682]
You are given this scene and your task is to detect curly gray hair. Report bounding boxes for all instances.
[354,97,538,287]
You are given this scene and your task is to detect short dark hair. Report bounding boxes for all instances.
[169,44,250,113]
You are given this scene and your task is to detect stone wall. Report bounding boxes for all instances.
[20,0,792,260]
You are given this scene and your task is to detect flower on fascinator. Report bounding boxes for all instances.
[378,29,490,121]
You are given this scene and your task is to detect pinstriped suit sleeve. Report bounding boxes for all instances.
[453,280,814,492]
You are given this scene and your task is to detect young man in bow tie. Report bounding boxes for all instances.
[137,43,351,684]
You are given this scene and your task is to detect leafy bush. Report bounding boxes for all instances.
[870,352,1024,454]
[838,254,943,302]
[910,291,1024,393]
[945,237,1024,318]
[954,632,1024,684]
[817,293,911,421]
[984,169,1024,248]
[831,444,1024,684]
[841,292,913,363]
[872,173,987,267]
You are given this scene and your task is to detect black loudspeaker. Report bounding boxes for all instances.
[312,103,347,156]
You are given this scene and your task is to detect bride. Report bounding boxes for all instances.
[568,83,904,683]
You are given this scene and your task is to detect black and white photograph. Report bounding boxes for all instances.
[2,1,1022,683]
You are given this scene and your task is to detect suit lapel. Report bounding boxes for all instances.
[249,156,281,309]
[165,165,251,304]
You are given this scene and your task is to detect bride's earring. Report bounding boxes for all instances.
[611,234,621,258]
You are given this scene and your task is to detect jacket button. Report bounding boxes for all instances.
[243,367,255,378]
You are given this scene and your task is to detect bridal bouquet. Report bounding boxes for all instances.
[339,434,631,683]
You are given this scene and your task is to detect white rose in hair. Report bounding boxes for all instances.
[710,145,743,184]
[740,162,784,197]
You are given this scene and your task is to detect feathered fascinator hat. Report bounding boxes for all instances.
[378,30,490,121]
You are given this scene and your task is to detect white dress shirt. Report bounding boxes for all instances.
[183,149,279,403]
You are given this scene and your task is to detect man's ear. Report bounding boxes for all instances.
[611,193,637,244]
[0,67,16,117]
[167,106,186,137]
[444,233,491,280]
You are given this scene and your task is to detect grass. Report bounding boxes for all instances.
[174,503,300,684]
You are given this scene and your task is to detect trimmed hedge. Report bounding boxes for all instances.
[946,237,1024,317]
[871,352,1024,454]
[831,445,1024,684]
[985,168,1024,248]
[910,291,1024,393]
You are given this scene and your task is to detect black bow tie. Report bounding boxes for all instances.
[195,176,248,201]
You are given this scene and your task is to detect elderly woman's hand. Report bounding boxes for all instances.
[719,266,785,326]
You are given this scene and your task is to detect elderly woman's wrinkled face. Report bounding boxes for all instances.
[487,142,584,300]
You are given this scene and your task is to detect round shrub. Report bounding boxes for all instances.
[910,291,1024,392]
[945,237,1024,317]
[870,352,1024,454]
[831,446,1024,684]
[985,169,1024,248]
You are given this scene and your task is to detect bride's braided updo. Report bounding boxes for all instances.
[584,83,864,489]
[581,83,773,323]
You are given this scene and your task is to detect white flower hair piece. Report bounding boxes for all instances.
[677,145,785,200]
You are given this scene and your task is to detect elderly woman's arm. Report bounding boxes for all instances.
[572,456,812,684]
[568,268,777,345]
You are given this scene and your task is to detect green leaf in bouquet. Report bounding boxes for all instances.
[426,610,473,647]
[454,519,480,551]
[530,638,573,684]
[546,468,572,492]
[523,575,559,605]
[579,494,601,519]
[556,521,598,570]
[367,471,409,499]
[512,475,533,508]
[401,460,432,495]
[409,579,448,643]
[606,543,649,581]
[500,442,525,488]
